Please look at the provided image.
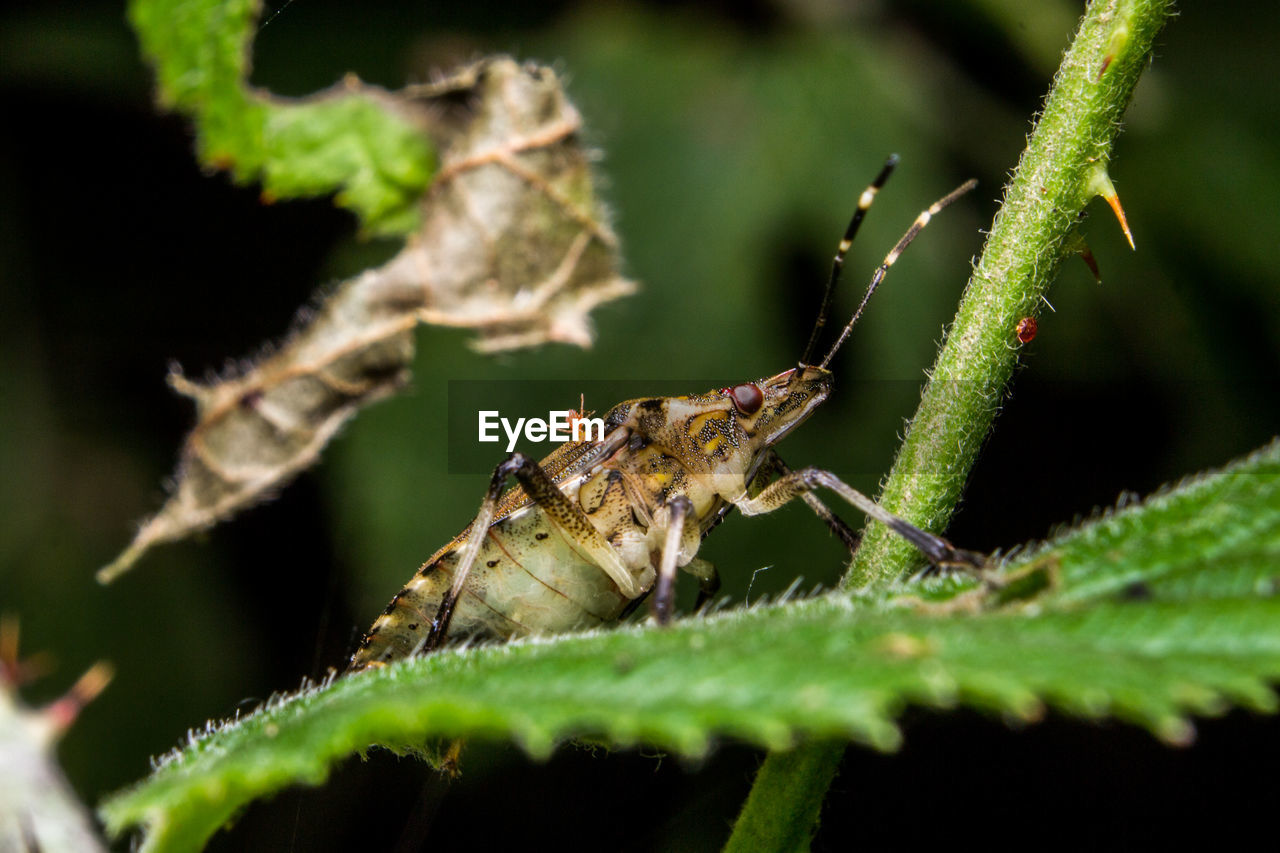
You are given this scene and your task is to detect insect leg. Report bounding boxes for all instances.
[683,558,721,613]
[427,451,649,651]
[652,496,693,625]
[698,449,795,539]
[761,450,860,553]
[733,467,986,571]
[425,459,516,651]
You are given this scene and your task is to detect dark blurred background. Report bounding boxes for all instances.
[2,1,1278,849]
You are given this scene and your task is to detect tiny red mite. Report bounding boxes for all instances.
[1016,316,1038,343]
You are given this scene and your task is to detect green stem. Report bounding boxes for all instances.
[723,741,844,853]
[848,0,1172,586]
[726,0,1174,848]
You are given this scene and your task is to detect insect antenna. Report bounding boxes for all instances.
[801,155,899,366]
[818,177,978,369]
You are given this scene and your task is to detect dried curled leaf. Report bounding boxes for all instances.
[100,58,635,582]
[404,60,636,351]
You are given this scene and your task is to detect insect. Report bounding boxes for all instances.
[349,156,983,671]
[1016,316,1038,343]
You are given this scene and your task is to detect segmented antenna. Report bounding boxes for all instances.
[818,177,978,370]
[801,155,899,366]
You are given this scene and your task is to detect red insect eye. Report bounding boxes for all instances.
[729,383,764,415]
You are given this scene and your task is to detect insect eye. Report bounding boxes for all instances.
[729,383,764,415]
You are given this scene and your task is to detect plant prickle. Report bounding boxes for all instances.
[350,157,984,672]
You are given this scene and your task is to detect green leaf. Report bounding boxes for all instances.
[100,440,1280,851]
[127,0,433,235]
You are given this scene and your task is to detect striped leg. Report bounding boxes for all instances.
[762,450,860,553]
[652,496,694,625]
[733,467,985,572]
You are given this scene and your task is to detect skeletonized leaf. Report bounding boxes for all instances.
[101,58,635,583]
[99,441,1280,851]
[398,59,636,352]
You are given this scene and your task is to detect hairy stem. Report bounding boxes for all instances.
[727,0,1175,848]
[848,0,1172,586]
[723,741,844,853]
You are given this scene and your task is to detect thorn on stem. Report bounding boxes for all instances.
[1064,232,1102,284]
[0,615,113,739]
[1102,190,1136,250]
[45,662,114,736]
[1079,243,1102,282]
[1085,161,1135,250]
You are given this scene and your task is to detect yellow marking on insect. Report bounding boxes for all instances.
[703,433,724,454]
[648,468,674,488]
[687,410,725,437]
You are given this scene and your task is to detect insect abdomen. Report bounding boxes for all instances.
[350,509,631,670]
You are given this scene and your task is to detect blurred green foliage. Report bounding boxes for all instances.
[1,1,1277,849]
